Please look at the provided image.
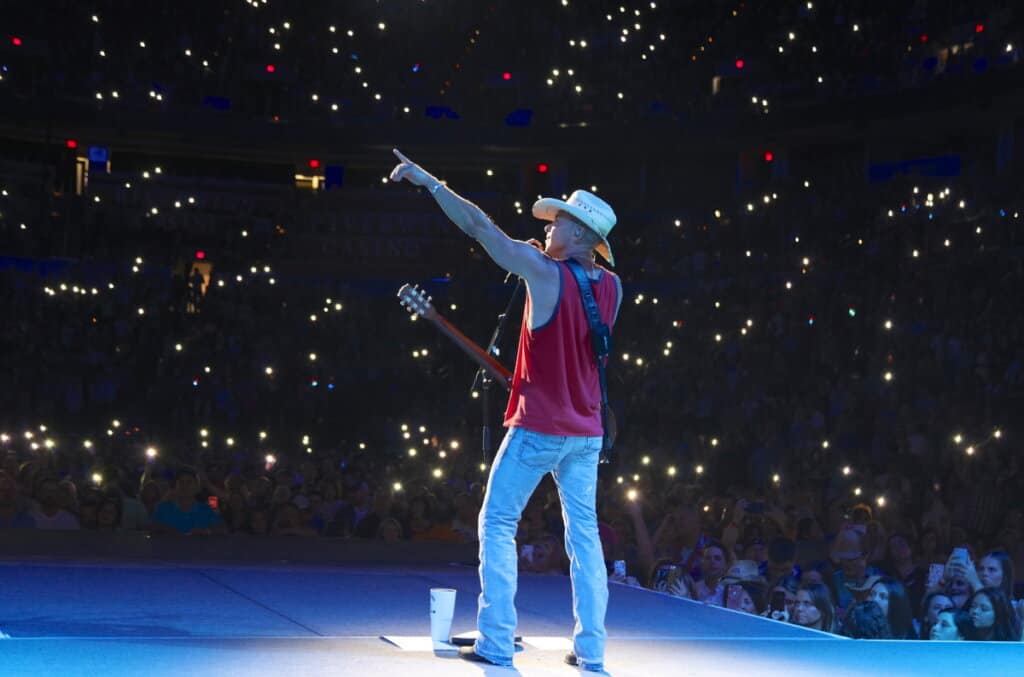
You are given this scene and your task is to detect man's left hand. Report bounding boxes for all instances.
[389,149,433,187]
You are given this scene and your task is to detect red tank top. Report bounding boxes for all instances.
[503,261,619,436]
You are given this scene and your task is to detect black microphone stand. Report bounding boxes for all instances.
[471,276,525,464]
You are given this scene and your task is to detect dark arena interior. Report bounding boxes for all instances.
[1,2,1023,675]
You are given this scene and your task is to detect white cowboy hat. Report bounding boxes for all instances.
[532,189,616,266]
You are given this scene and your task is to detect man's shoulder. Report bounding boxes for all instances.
[525,256,564,296]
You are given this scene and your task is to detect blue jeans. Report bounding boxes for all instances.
[473,426,608,671]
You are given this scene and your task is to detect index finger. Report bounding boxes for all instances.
[392,148,411,164]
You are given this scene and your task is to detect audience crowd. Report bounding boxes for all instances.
[1,1,1019,129]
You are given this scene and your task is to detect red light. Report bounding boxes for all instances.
[195,250,206,260]
[265,64,276,73]
[975,23,985,34]
[11,37,22,47]
[502,72,512,81]
[920,34,928,43]
[763,151,774,162]
[65,139,78,149]
[308,159,320,169]
[536,163,549,174]
[735,59,745,69]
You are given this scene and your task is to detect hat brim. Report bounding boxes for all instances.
[533,197,615,267]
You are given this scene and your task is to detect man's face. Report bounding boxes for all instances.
[702,547,727,578]
[746,542,767,563]
[544,214,579,255]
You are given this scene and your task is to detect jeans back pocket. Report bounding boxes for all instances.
[515,429,566,470]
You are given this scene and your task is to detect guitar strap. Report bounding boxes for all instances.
[564,259,614,463]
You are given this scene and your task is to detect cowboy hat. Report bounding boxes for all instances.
[532,189,616,266]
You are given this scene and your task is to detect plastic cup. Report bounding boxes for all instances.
[430,588,457,650]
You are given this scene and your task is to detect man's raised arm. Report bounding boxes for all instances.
[389,149,550,281]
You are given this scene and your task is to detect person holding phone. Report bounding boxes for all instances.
[938,546,978,609]
[720,560,768,615]
[767,574,801,622]
[725,581,767,616]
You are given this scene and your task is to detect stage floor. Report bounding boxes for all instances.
[0,558,1014,676]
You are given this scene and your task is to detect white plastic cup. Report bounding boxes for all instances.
[430,588,457,650]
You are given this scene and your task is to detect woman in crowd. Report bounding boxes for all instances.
[842,601,891,639]
[918,591,955,639]
[769,574,801,622]
[866,576,918,639]
[966,587,1022,641]
[792,582,838,633]
[693,539,733,605]
[929,608,971,641]
[943,572,974,609]
[974,551,1015,600]
[728,581,767,616]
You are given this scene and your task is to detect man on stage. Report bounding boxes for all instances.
[390,149,621,672]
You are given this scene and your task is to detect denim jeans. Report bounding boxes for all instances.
[473,426,608,671]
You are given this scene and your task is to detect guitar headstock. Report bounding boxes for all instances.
[397,283,438,321]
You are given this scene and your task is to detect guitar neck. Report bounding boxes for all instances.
[427,314,512,390]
